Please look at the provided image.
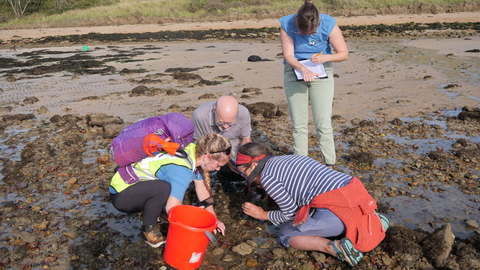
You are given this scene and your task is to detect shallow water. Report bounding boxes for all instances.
[1,39,479,246]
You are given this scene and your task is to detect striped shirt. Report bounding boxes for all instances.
[261,155,352,226]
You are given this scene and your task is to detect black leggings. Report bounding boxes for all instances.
[110,180,171,226]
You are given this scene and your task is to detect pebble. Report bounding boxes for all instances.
[232,242,253,255]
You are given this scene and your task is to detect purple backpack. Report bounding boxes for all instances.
[110,113,194,167]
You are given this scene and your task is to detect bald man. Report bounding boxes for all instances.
[192,96,252,191]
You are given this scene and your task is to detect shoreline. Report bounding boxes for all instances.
[0,11,479,42]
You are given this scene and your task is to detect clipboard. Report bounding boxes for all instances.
[293,59,328,81]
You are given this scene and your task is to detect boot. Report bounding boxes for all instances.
[140,225,165,248]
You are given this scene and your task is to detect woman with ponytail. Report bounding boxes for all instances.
[109,133,230,248]
[280,0,348,168]
[236,142,389,267]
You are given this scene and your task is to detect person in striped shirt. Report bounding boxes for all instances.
[236,142,389,267]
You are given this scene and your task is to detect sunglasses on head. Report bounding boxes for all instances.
[210,146,232,156]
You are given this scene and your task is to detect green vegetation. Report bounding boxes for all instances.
[1,0,479,29]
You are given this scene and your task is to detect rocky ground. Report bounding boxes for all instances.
[1,19,480,270]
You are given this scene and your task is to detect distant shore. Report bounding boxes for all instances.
[0,11,479,42]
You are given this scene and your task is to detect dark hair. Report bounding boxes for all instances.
[296,0,320,35]
[237,142,273,170]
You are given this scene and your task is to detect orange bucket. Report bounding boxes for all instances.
[164,205,218,270]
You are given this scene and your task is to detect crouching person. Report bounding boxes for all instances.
[236,142,390,267]
[109,133,230,247]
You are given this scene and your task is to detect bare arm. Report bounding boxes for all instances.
[281,27,314,79]
[310,24,348,63]
[165,196,182,214]
[194,179,226,235]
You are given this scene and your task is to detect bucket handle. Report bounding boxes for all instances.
[205,230,218,244]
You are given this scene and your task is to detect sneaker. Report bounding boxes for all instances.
[329,238,363,267]
[140,225,165,248]
[377,213,390,231]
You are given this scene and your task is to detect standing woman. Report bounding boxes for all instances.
[280,0,348,168]
[109,133,230,247]
[236,142,389,267]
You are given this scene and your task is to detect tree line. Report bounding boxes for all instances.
[2,0,115,18]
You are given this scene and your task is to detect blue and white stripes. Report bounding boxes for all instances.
[262,155,352,226]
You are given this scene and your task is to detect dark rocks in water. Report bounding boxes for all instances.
[50,114,81,124]
[391,118,403,126]
[20,140,55,164]
[423,224,455,268]
[343,127,358,134]
[63,133,86,146]
[358,120,374,127]
[465,49,480,53]
[348,151,375,165]
[458,106,480,121]
[455,146,480,159]
[382,226,427,262]
[427,151,451,162]
[1,113,35,122]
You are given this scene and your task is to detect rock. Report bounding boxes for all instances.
[465,219,478,229]
[212,247,224,256]
[272,247,287,258]
[20,141,55,163]
[427,151,451,162]
[247,55,262,62]
[23,96,39,104]
[311,251,326,263]
[63,231,78,239]
[35,221,50,230]
[86,113,123,127]
[423,223,455,267]
[232,242,253,255]
[102,124,126,139]
[37,106,49,114]
[198,93,216,100]
[222,254,235,262]
[245,102,280,119]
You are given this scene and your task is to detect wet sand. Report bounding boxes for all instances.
[1,36,479,124]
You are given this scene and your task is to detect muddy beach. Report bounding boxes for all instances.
[1,13,480,270]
